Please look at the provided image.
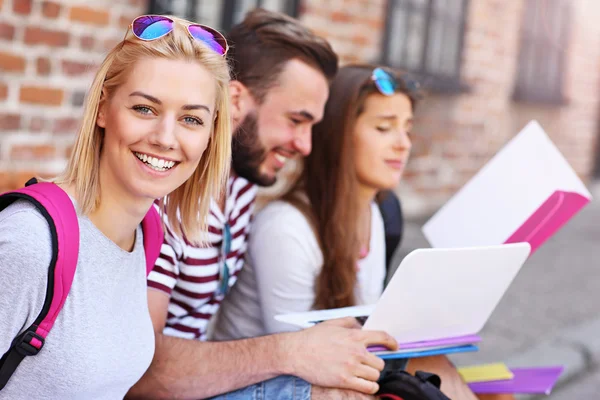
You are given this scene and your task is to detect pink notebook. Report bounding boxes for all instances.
[504,190,589,254]
[368,334,482,353]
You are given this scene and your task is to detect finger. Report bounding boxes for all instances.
[361,330,398,350]
[344,377,380,395]
[354,363,382,383]
[361,351,385,372]
[322,316,362,329]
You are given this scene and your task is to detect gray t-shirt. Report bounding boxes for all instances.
[0,200,155,399]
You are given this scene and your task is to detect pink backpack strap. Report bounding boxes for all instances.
[0,179,79,391]
[141,204,163,276]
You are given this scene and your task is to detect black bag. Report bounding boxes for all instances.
[377,370,451,400]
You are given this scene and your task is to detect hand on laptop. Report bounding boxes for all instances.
[283,317,397,394]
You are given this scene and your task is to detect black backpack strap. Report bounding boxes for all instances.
[378,370,450,400]
[377,190,404,272]
[415,371,442,389]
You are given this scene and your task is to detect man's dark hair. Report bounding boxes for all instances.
[226,8,338,102]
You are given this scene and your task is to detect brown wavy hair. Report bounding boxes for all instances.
[226,8,338,102]
[283,64,420,310]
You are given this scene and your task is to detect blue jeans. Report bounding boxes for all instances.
[209,375,311,400]
[208,360,407,399]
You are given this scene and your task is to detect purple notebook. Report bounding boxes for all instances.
[368,333,482,353]
[468,366,564,394]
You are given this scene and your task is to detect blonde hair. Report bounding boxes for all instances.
[56,16,231,244]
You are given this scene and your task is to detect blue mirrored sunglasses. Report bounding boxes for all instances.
[372,68,396,96]
[217,223,232,296]
[371,67,420,96]
[124,15,228,56]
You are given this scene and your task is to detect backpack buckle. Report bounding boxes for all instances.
[15,331,45,356]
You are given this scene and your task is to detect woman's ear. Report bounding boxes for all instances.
[96,88,108,128]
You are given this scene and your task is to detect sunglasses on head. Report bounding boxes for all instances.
[124,15,228,56]
[371,67,420,96]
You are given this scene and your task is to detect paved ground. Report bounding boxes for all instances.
[390,183,600,397]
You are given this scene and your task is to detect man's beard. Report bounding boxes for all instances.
[231,112,277,187]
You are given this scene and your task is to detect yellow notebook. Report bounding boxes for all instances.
[458,363,514,383]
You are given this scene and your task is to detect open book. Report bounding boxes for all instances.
[423,120,592,253]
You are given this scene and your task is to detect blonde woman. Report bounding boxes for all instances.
[0,15,231,398]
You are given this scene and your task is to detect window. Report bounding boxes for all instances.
[382,0,469,93]
[148,0,301,32]
[513,0,571,105]
[220,0,301,31]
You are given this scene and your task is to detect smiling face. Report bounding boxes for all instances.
[231,59,330,187]
[96,57,217,202]
[353,92,413,191]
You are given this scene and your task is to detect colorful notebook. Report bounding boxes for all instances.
[376,344,479,360]
[458,363,514,383]
[368,334,482,358]
[467,366,564,394]
[423,120,592,254]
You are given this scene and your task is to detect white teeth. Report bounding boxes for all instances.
[274,153,287,164]
[134,152,176,172]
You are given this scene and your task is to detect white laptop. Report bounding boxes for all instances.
[275,243,531,344]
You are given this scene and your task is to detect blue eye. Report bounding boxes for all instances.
[183,116,204,126]
[132,105,154,115]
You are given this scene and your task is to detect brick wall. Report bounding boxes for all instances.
[2,0,600,217]
[0,0,147,192]
[299,0,600,216]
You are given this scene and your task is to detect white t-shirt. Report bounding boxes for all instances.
[0,200,154,399]
[211,200,386,340]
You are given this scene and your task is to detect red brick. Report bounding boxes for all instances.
[103,38,120,52]
[331,11,352,23]
[24,27,70,47]
[119,15,133,29]
[19,86,64,106]
[0,83,7,100]
[0,113,21,131]
[1,171,51,191]
[11,144,56,160]
[41,1,61,18]
[0,172,11,192]
[64,144,74,158]
[69,6,110,26]
[14,171,44,188]
[351,35,371,46]
[36,57,51,76]
[80,36,95,51]
[0,51,26,73]
[29,117,47,132]
[0,23,15,41]
[61,60,94,76]
[53,117,79,134]
[13,0,32,14]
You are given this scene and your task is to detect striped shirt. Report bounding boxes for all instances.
[147,175,257,340]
